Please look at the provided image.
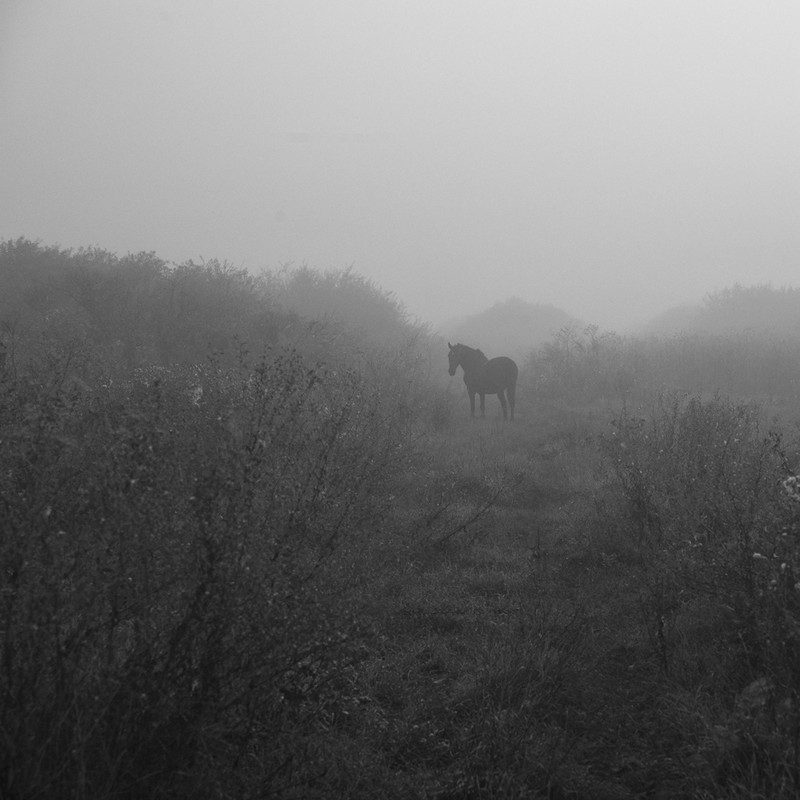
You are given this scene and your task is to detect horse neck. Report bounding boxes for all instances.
[461,347,488,373]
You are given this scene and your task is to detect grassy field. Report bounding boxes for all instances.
[310,376,800,799]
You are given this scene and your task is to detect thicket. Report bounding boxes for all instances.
[0,238,447,798]
[528,324,800,406]
[1,340,429,797]
[593,393,800,795]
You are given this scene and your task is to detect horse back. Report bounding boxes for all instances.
[487,356,518,385]
[467,356,517,394]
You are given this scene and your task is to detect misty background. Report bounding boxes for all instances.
[2,1,799,331]
[7,5,800,797]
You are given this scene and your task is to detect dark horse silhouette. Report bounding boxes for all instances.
[448,342,518,421]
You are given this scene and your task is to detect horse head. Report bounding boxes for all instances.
[447,342,460,376]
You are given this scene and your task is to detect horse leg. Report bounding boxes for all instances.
[468,390,476,417]
[498,390,508,421]
[507,383,516,421]
[480,393,486,418]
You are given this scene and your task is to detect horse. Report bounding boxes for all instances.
[447,342,518,421]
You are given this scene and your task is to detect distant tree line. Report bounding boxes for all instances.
[646,283,800,337]
[0,238,429,382]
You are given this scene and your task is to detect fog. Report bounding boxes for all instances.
[2,1,799,330]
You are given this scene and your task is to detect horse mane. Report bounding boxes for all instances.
[454,343,486,358]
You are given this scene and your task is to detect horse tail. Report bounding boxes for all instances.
[508,362,518,419]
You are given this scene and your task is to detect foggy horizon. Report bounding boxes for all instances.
[2,1,799,332]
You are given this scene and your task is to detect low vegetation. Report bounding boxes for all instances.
[3,238,800,798]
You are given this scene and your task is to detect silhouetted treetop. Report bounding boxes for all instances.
[261,264,419,350]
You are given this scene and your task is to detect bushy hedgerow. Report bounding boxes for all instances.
[0,344,410,799]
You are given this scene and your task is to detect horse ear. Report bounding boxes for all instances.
[448,342,453,349]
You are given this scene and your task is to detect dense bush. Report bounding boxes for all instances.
[598,393,800,794]
[0,344,413,798]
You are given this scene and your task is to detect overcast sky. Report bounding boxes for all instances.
[2,1,799,330]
